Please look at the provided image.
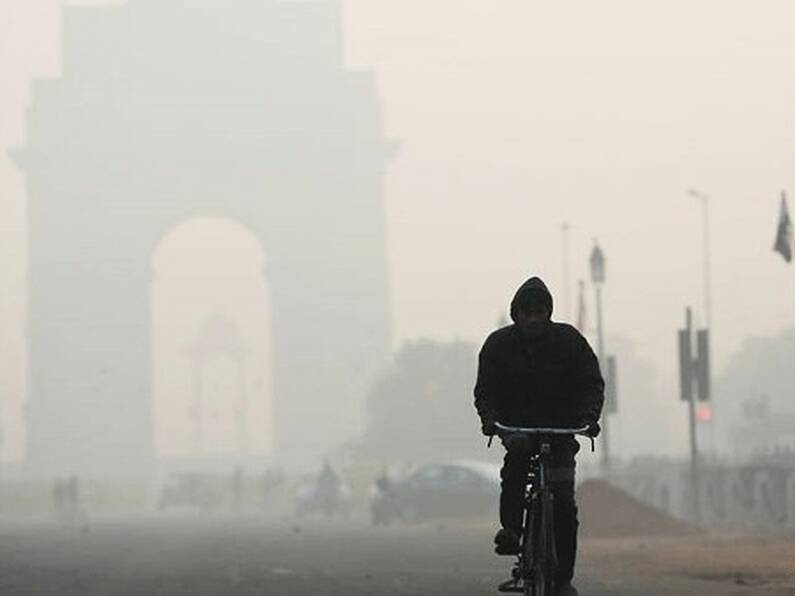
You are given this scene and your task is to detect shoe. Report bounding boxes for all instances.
[493,528,520,555]
[555,581,579,596]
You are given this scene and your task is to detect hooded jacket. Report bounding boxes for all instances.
[474,277,605,428]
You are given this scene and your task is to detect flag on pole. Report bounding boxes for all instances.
[773,192,792,263]
[576,279,588,333]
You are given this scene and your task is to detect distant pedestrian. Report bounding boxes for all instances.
[66,474,80,514]
[52,477,65,518]
[232,466,244,512]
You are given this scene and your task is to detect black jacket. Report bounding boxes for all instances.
[474,278,605,428]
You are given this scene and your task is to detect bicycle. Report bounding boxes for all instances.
[489,422,594,596]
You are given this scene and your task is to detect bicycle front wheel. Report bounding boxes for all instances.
[532,490,556,596]
[522,498,536,596]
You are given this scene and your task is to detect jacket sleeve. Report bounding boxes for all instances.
[473,335,498,422]
[571,331,605,424]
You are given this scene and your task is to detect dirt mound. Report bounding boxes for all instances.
[578,479,696,538]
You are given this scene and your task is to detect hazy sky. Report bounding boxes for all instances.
[342,1,795,355]
[3,0,795,460]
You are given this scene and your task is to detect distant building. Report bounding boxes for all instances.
[14,0,395,474]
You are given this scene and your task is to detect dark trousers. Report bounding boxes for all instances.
[500,437,578,584]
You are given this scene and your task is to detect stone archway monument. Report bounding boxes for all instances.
[14,0,393,474]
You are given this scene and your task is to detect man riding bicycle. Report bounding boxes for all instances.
[474,277,604,596]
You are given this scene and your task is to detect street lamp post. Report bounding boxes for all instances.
[589,241,610,470]
[687,188,715,458]
[561,222,571,321]
[687,189,711,327]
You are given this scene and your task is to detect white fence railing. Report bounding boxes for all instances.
[607,458,795,529]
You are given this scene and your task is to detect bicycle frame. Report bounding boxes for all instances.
[494,423,591,596]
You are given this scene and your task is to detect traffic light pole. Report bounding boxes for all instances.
[684,308,701,524]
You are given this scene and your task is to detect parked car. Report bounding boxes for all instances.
[370,461,500,525]
[294,474,353,518]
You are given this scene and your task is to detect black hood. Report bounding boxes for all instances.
[510,277,554,322]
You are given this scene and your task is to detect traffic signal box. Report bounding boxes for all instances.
[679,322,710,402]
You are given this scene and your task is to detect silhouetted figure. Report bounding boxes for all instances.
[52,477,65,519]
[53,474,84,524]
[232,466,244,513]
[261,466,284,508]
[370,468,397,526]
[66,474,80,513]
[474,277,604,594]
[316,460,342,517]
[374,468,391,494]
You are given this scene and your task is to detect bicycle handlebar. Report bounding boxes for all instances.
[493,422,591,436]
[488,421,597,451]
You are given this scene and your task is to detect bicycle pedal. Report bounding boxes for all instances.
[497,578,524,593]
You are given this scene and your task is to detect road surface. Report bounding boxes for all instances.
[0,516,791,595]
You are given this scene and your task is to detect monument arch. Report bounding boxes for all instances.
[14,0,393,473]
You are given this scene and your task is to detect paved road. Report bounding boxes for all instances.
[0,516,791,595]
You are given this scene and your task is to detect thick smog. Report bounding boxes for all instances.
[0,1,793,594]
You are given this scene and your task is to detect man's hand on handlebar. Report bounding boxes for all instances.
[582,421,601,438]
[481,415,496,437]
